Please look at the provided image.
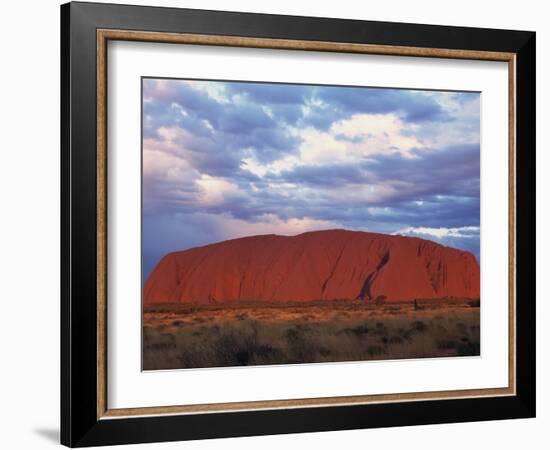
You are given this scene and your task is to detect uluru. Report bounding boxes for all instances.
[144,230,479,304]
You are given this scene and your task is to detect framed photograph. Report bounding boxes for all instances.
[61,1,536,447]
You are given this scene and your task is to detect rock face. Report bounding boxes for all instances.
[144,229,480,304]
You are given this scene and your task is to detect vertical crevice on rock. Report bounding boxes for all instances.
[321,241,349,294]
[357,250,390,301]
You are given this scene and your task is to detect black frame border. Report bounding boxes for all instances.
[61,2,535,447]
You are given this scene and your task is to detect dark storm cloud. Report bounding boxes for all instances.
[143,80,454,170]
[296,86,449,130]
[142,78,480,276]
[360,144,480,198]
[226,83,310,125]
[227,82,310,104]
[316,87,447,122]
[272,143,479,201]
[143,80,301,169]
[225,82,450,131]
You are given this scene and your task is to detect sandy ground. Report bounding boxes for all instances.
[143,299,480,370]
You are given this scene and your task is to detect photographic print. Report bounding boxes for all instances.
[142,78,481,370]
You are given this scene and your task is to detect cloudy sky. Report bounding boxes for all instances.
[142,78,480,279]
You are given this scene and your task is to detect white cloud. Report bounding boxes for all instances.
[143,135,200,185]
[240,155,299,177]
[396,226,480,239]
[333,113,426,154]
[298,128,350,164]
[142,147,196,183]
[184,79,229,103]
[240,112,428,179]
[195,175,240,206]
[418,92,480,148]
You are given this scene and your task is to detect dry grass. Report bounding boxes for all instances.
[143,299,480,370]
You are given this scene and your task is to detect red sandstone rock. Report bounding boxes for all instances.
[144,229,480,304]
